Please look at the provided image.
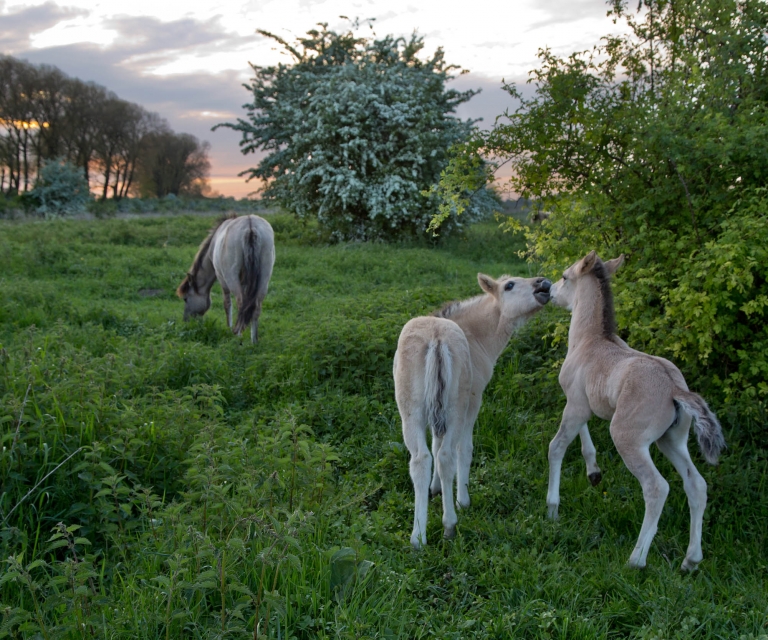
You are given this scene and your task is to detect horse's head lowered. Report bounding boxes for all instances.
[176,274,211,320]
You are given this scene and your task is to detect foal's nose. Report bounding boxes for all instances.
[536,278,552,291]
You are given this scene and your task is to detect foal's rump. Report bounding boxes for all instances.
[394,317,470,436]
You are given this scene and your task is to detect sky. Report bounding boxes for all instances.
[0,0,627,197]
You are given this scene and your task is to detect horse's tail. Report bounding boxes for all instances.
[673,390,726,465]
[233,219,262,335]
[424,340,452,438]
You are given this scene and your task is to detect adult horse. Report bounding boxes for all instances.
[177,214,275,343]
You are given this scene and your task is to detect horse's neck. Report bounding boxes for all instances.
[453,297,508,377]
[194,252,217,293]
[568,278,606,348]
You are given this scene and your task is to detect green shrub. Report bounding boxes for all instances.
[29,157,91,218]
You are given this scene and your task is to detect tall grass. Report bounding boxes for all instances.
[0,214,765,639]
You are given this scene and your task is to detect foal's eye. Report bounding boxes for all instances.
[504,281,515,291]
[562,274,568,281]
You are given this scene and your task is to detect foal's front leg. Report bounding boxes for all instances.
[547,402,592,519]
[456,399,480,509]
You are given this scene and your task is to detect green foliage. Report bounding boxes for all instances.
[218,21,492,241]
[29,157,91,218]
[0,215,766,638]
[434,0,768,413]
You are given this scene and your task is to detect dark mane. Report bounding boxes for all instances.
[592,259,616,338]
[185,213,236,293]
[433,301,461,319]
[431,295,484,320]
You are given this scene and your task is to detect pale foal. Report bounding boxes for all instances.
[394,274,552,548]
[548,251,725,570]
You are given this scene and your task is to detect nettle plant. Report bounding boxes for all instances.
[217,21,494,241]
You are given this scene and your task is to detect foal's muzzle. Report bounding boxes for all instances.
[533,278,552,305]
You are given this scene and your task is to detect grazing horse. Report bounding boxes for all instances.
[394,274,552,548]
[177,214,275,343]
[547,251,725,570]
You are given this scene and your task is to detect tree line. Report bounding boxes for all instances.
[0,55,210,199]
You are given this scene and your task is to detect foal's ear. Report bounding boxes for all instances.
[604,254,625,276]
[477,273,498,297]
[577,250,597,275]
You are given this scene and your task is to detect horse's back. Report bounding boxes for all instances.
[567,339,681,423]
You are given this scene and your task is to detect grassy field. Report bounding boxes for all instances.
[0,214,766,639]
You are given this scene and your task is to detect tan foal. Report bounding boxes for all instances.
[548,251,725,570]
[394,274,551,548]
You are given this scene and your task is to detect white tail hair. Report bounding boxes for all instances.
[424,340,452,438]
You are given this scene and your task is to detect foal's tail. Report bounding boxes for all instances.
[424,340,452,438]
[673,390,726,465]
[233,220,262,335]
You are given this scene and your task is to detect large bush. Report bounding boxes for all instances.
[437,0,768,411]
[218,22,492,241]
[29,157,91,218]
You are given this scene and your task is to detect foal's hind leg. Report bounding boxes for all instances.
[429,433,443,498]
[655,412,707,571]
[436,422,461,540]
[401,413,432,549]
[610,421,670,568]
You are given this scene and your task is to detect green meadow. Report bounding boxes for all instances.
[0,214,766,639]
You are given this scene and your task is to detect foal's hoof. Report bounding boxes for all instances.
[588,471,603,486]
[411,536,425,550]
[680,557,701,573]
[547,504,559,520]
[443,526,456,540]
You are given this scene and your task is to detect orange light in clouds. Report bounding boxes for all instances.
[208,176,266,199]
[0,119,50,130]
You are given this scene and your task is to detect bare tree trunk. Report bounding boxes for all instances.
[22,128,30,191]
[112,162,121,199]
[101,157,112,200]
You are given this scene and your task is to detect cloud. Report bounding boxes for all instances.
[101,14,252,58]
[529,0,613,30]
[0,1,87,51]
[449,72,538,130]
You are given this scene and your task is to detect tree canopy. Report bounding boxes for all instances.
[436,0,768,412]
[0,56,211,200]
[218,22,491,240]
